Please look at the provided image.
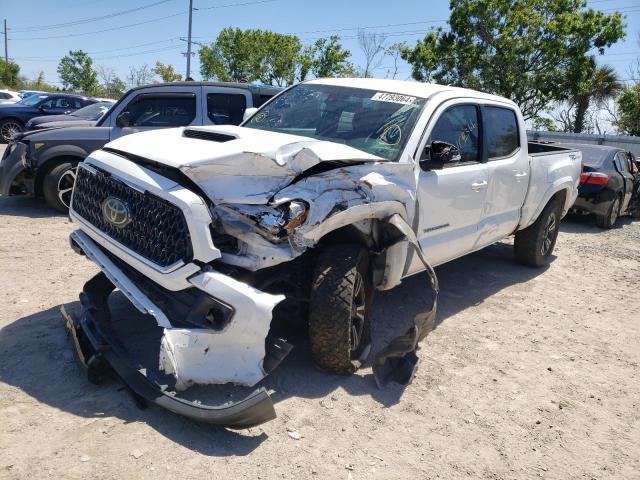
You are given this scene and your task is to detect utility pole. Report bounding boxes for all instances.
[2,19,7,84]
[186,0,194,80]
[3,19,7,66]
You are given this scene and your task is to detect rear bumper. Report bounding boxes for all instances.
[572,192,613,216]
[66,229,291,428]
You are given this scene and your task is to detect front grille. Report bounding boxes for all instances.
[72,165,193,268]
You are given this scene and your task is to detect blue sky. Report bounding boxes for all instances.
[2,0,639,88]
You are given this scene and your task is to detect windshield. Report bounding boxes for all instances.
[70,102,112,120]
[17,95,49,106]
[244,84,427,162]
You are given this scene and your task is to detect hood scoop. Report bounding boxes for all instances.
[183,129,237,143]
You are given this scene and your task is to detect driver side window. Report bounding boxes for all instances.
[428,105,480,164]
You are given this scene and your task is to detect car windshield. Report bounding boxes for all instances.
[244,84,427,162]
[17,95,49,106]
[70,102,112,120]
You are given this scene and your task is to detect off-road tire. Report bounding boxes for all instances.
[308,244,373,374]
[514,197,562,267]
[595,194,621,229]
[42,162,77,213]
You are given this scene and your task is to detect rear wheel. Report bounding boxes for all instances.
[596,195,621,229]
[42,162,77,213]
[514,197,562,267]
[0,118,23,143]
[308,244,373,374]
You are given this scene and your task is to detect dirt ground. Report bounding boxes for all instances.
[1,142,639,479]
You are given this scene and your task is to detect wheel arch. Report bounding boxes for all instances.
[34,154,84,197]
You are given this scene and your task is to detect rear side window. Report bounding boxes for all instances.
[123,94,196,127]
[0,92,10,99]
[207,93,247,125]
[484,107,519,159]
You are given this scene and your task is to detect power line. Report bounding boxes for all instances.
[15,38,182,60]
[10,0,279,41]
[9,0,176,33]
[14,44,184,63]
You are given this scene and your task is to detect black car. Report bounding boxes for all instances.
[569,144,639,229]
[24,101,114,131]
[0,93,98,142]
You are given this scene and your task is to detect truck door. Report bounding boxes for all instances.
[409,102,489,272]
[201,86,252,126]
[109,88,200,141]
[475,105,529,247]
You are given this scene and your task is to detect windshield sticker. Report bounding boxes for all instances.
[380,124,402,145]
[371,92,417,105]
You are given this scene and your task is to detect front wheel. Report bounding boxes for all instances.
[308,244,373,374]
[42,162,77,213]
[514,197,562,267]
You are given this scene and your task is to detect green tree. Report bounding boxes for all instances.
[565,60,621,132]
[615,83,640,136]
[299,35,354,80]
[262,31,302,86]
[0,58,20,88]
[199,27,266,82]
[401,0,625,120]
[153,61,183,82]
[57,50,99,94]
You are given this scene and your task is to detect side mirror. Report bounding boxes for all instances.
[242,107,258,122]
[419,141,462,171]
[116,112,132,128]
[38,104,48,112]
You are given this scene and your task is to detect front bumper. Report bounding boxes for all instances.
[66,230,292,428]
[0,142,30,196]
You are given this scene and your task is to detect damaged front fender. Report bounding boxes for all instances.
[372,214,439,388]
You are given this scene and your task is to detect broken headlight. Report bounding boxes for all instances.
[212,201,309,243]
[254,200,309,237]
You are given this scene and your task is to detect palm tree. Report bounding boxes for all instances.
[571,61,622,133]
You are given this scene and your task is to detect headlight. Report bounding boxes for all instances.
[255,200,308,236]
[217,201,309,241]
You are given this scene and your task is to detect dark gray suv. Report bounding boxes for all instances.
[0,82,280,211]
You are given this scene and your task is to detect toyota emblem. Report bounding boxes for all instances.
[101,196,132,228]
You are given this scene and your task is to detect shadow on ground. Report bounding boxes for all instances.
[0,196,63,219]
[0,241,548,455]
[560,212,635,234]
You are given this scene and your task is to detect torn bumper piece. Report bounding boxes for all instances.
[65,230,292,428]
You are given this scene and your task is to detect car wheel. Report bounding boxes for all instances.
[308,244,373,374]
[42,162,77,213]
[0,119,24,143]
[514,197,562,267]
[596,195,621,229]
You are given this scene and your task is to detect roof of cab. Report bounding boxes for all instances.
[307,77,516,105]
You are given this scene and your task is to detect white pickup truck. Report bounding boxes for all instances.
[64,78,581,427]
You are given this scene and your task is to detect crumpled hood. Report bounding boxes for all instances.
[105,125,384,204]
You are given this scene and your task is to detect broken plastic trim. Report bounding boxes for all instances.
[61,272,289,429]
[372,214,440,388]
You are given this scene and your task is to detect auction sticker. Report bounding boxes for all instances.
[371,92,416,104]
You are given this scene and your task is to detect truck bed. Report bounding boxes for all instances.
[519,142,582,229]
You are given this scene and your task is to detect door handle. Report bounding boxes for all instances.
[471,180,488,191]
[514,171,528,178]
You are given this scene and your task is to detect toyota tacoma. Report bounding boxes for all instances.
[63,78,582,428]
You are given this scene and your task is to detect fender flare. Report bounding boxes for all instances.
[521,178,574,229]
[298,200,411,289]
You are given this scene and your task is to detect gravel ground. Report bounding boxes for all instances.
[1,142,639,479]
